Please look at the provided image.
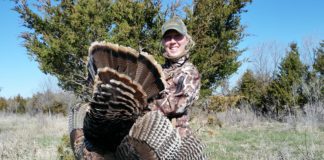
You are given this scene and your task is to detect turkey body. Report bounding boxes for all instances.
[69,42,206,160]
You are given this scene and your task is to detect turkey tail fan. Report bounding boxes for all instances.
[115,111,181,160]
[83,42,169,157]
[83,72,142,154]
[83,62,162,154]
[88,41,166,100]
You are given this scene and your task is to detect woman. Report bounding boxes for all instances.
[150,16,201,137]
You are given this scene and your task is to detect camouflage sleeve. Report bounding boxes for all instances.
[152,65,201,117]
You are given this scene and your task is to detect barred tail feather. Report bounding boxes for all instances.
[116,137,158,160]
[122,111,181,160]
[68,103,89,134]
[135,53,165,99]
[88,41,166,100]
[116,111,207,160]
[175,134,207,160]
[96,67,147,107]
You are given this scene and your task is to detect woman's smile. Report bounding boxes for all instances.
[162,30,188,58]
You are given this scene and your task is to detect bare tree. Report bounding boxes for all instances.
[38,75,61,94]
[26,89,79,116]
[252,42,270,80]
[251,41,285,82]
[166,0,191,18]
[25,75,79,115]
[220,79,231,96]
[6,99,19,113]
[268,41,284,77]
[301,35,320,68]
[170,0,181,17]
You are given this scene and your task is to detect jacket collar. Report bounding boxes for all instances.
[164,55,188,68]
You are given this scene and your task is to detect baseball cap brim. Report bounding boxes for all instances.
[162,25,186,37]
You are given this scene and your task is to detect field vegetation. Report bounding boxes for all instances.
[0,113,67,159]
[0,101,323,160]
[192,102,324,160]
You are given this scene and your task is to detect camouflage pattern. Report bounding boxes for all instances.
[162,16,187,36]
[150,56,201,137]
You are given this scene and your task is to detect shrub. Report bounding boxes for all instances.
[6,94,27,114]
[57,134,74,160]
[208,95,242,112]
[46,101,68,116]
[0,97,7,111]
[25,91,78,116]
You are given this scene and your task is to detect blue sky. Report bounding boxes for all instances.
[0,0,323,98]
[231,0,324,88]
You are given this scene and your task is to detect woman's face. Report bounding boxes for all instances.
[162,30,188,58]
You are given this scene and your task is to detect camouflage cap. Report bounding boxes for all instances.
[162,16,187,37]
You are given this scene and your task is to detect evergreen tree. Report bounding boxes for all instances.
[313,40,324,76]
[14,0,114,99]
[266,43,308,113]
[237,69,266,107]
[313,40,324,98]
[108,0,164,60]
[14,0,163,99]
[14,0,251,98]
[0,97,7,111]
[186,0,252,96]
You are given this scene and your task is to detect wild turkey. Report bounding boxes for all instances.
[69,42,206,159]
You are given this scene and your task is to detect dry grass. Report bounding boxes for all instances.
[0,112,67,160]
[1,103,324,160]
[191,103,324,160]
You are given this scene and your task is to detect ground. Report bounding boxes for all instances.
[0,113,67,159]
[0,108,323,160]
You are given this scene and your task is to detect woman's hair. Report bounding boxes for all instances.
[184,33,195,53]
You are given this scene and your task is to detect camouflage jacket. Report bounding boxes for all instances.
[150,56,201,137]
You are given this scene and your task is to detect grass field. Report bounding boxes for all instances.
[194,120,324,159]
[0,113,67,160]
[0,108,323,160]
[191,107,324,160]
